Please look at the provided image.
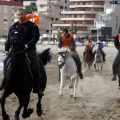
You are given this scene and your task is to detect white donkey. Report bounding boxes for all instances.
[57,48,79,98]
[93,43,104,73]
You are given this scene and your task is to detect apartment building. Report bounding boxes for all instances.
[52,0,120,39]
[23,0,69,38]
[0,1,23,36]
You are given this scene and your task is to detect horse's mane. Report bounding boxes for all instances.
[58,48,78,57]
[38,48,52,66]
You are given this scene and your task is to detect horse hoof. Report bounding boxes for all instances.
[69,85,73,88]
[59,93,63,97]
[118,86,120,90]
[36,109,43,116]
[74,97,77,100]
[69,95,73,98]
[14,116,19,120]
[27,108,34,115]
[22,108,34,118]
[3,114,10,120]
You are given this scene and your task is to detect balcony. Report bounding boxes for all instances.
[69,5,104,8]
[60,18,95,20]
[61,11,97,14]
[69,0,104,1]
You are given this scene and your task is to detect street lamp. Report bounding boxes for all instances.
[97,28,99,41]
[48,22,51,44]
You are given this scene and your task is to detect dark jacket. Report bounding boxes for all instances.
[5,21,40,51]
[114,35,119,50]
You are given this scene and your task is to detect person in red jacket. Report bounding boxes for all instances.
[58,28,83,79]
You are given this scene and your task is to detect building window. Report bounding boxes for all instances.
[116,16,118,22]
[4,19,7,21]
[65,6,67,9]
[60,6,63,9]
[55,18,58,21]
[65,0,67,3]
[116,23,118,29]
[51,18,54,21]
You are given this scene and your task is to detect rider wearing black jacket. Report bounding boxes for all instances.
[0,8,44,97]
[111,29,120,81]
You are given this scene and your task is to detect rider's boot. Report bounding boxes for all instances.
[30,58,44,97]
[111,75,116,81]
[33,79,44,97]
[0,78,6,91]
[101,50,106,61]
[92,52,95,62]
[78,67,83,79]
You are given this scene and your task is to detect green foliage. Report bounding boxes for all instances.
[56,24,78,38]
[69,24,78,35]
[24,2,38,14]
[57,27,66,38]
[41,37,57,42]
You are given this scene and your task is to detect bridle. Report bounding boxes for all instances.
[57,52,67,68]
[10,27,25,54]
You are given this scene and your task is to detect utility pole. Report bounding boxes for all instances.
[48,22,51,44]
[97,28,99,41]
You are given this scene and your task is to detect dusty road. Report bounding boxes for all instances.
[0,44,120,120]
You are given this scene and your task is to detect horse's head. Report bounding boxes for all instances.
[57,48,69,69]
[10,26,24,53]
[95,43,100,52]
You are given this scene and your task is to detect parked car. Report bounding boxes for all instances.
[0,38,6,44]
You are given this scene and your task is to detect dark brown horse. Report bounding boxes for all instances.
[0,26,52,120]
[83,45,93,69]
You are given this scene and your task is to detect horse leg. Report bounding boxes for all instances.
[58,67,61,81]
[14,94,24,120]
[118,76,120,89]
[94,63,96,70]
[73,75,78,99]
[22,94,34,118]
[36,96,43,116]
[59,72,64,96]
[0,87,12,120]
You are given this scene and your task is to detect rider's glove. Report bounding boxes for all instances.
[5,51,8,55]
[25,45,28,49]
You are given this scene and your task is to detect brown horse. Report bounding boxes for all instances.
[83,45,93,69]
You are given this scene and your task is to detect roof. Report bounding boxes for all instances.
[0,1,23,6]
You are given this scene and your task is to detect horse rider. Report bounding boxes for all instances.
[92,40,106,61]
[83,38,93,59]
[0,8,44,97]
[86,38,93,47]
[111,29,120,81]
[58,28,83,79]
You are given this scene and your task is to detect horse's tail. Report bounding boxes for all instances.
[38,48,52,66]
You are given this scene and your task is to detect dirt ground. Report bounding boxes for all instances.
[0,44,120,120]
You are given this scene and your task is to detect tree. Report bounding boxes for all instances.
[57,27,66,38]
[69,24,78,35]
[24,2,38,14]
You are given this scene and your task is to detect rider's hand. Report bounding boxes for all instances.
[25,45,28,49]
[5,51,8,55]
